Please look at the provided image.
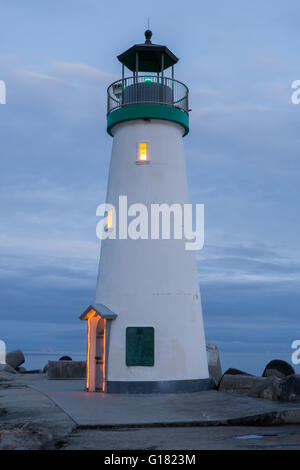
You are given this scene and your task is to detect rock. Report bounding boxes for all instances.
[47,361,86,379]
[59,356,72,361]
[262,359,295,379]
[219,369,300,403]
[16,366,27,373]
[225,374,300,403]
[0,371,16,381]
[223,368,254,377]
[249,376,282,401]
[206,343,222,386]
[5,349,25,370]
[218,374,259,395]
[0,364,17,374]
[20,369,42,374]
[279,374,300,402]
[0,428,53,450]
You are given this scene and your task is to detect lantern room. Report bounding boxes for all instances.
[107,30,189,137]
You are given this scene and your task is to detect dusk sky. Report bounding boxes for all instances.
[1,0,300,374]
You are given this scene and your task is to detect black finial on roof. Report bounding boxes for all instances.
[145,29,152,44]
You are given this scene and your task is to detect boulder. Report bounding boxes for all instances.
[0,364,17,374]
[262,359,295,379]
[5,349,25,370]
[219,370,300,403]
[0,371,16,381]
[249,376,282,401]
[59,356,72,361]
[206,343,222,386]
[218,374,259,395]
[20,369,42,374]
[47,361,86,379]
[223,368,254,377]
[279,374,300,402]
[16,366,27,373]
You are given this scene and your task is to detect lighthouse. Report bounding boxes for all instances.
[80,30,209,393]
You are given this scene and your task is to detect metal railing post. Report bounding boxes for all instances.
[161,53,164,104]
[171,66,174,105]
[135,53,139,103]
[121,64,125,106]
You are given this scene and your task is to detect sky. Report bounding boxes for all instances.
[0,0,300,374]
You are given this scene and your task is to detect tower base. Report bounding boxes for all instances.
[106,378,211,394]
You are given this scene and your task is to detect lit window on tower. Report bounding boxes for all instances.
[106,209,113,231]
[137,142,149,163]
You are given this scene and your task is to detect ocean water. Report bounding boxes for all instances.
[20,350,299,375]
[22,352,86,371]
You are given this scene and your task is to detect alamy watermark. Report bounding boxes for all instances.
[0,80,6,104]
[291,80,300,104]
[96,196,204,251]
[291,340,300,365]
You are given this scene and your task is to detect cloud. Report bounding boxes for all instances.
[255,56,279,67]
[1,320,85,336]
[200,256,300,277]
[194,88,222,97]
[0,321,86,355]
[0,235,98,261]
[196,242,300,285]
[51,61,117,83]
[0,55,115,123]
[0,235,99,292]
[194,104,273,115]
[0,184,71,205]
[15,69,71,87]
[2,56,116,90]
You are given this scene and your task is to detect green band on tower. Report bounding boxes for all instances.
[107,104,189,137]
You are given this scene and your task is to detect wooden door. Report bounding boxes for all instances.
[95,317,105,391]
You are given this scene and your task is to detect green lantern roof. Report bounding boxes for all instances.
[117,30,179,73]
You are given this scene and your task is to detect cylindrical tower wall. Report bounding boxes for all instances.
[95,118,209,388]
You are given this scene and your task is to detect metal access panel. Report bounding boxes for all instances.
[126,327,155,366]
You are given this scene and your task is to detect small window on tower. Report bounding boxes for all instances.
[137,142,150,164]
[105,209,113,231]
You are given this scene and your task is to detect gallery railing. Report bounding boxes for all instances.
[107,75,189,115]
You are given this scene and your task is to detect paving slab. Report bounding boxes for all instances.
[28,376,300,428]
[63,425,300,450]
[0,374,75,449]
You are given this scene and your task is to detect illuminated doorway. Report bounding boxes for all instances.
[80,304,117,392]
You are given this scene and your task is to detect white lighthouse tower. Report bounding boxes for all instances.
[80,30,209,393]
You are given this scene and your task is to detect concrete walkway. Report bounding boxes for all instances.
[29,376,300,428]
